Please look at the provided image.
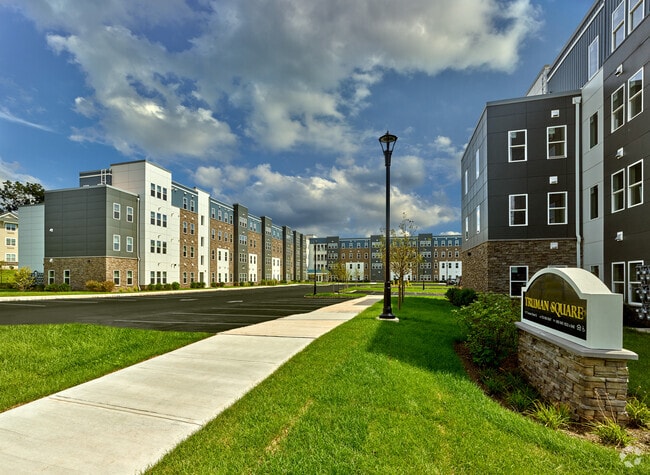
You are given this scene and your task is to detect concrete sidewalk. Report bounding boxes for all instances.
[0,295,380,474]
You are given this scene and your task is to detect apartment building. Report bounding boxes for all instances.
[309,234,462,283]
[20,160,306,289]
[1,211,19,268]
[461,0,648,302]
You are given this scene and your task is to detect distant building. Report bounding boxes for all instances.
[461,0,649,301]
[309,234,462,283]
[1,211,19,268]
[19,160,307,289]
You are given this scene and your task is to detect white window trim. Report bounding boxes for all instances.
[547,192,568,225]
[612,261,626,296]
[509,266,528,297]
[588,36,599,80]
[475,149,480,179]
[627,159,644,208]
[547,125,567,159]
[113,234,121,252]
[612,2,626,51]
[113,203,121,220]
[475,206,481,234]
[611,85,625,132]
[628,67,643,122]
[628,0,645,33]
[628,260,644,305]
[508,129,527,162]
[611,169,626,213]
[509,194,528,226]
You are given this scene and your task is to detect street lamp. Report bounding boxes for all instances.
[378,131,398,321]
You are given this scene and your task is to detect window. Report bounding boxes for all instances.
[183,197,188,210]
[113,270,120,286]
[509,194,528,226]
[127,270,133,286]
[48,270,55,285]
[126,236,134,253]
[590,185,599,220]
[5,223,17,231]
[612,262,625,295]
[588,36,599,79]
[612,2,625,51]
[63,270,70,285]
[508,130,527,162]
[629,260,644,305]
[464,216,469,240]
[113,234,120,251]
[548,192,568,224]
[113,203,121,220]
[629,0,645,32]
[126,206,134,222]
[611,85,625,131]
[5,237,16,246]
[612,169,625,212]
[475,206,481,234]
[464,169,468,195]
[510,266,528,297]
[475,149,480,179]
[628,68,643,121]
[628,160,643,207]
[150,211,156,225]
[547,126,567,159]
[589,112,598,148]
[150,183,156,197]
[590,265,600,278]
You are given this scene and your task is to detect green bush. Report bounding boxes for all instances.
[45,283,71,292]
[626,397,650,428]
[455,292,519,367]
[171,282,181,290]
[85,280,115,292]
[445,287,477,307]
[591,419,633,447]
[528,401,572,430]
[12,267,35,291]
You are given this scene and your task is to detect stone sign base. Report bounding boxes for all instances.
[516,322,638,423]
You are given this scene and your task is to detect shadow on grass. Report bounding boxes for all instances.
[366,297,467,377]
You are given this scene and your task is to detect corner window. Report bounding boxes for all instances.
[510,266,528,297]
[612,262,625,295]
[612,169,625,212]
[548,192,568,225]
[612,2,626,51]
[126,236,134,253]
[628,68,643,121]
[547,125,567,159]
[611,85,625,132]
[508,130,527,162]
[509,194,528,226]
[628,0,645,32]
[628,160,643,208]
[126,206,134,222]
[589,185,599,220]
[588,36,599,79]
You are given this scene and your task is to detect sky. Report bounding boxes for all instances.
[0,0,596,238]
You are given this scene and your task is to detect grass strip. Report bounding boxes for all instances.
[149,298,632,474]
[0,323,209,412]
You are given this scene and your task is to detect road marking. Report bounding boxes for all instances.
[113,320,252,326]
[227,300,243,303]
[179,298,198,302]
[0,303,47,308]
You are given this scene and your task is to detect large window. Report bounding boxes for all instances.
[628,0,645,32]
[63,270,70,285]
[628,68,643,121]
[547,192,568,225]
[547,125,567,159]
[464,169,468,195]
[464,216,469,240]
[510,266,528,297]
[612,2,626,51]
[628,160,644,207]
[113,270,120,286]
[629,260,644,305]
[589,112,598,148]
[475,150,480,179]
[590,185,599,220]
[611,85,625,132]
[509,194,528,226]
[588,36,599,79]
[508,130,527,162]
[475,206,481,234]
[612,169,625,212]
[113,234,120,252]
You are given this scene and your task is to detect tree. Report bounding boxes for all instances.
[379,214,423,309]
[13,267,35,291]
[0,180,45,213]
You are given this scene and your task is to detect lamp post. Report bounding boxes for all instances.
[313,266,317,295]
[378,131,398,321]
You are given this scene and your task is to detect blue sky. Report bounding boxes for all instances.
[0,0,594,237]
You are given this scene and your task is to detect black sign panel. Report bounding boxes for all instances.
[522,273,587,340]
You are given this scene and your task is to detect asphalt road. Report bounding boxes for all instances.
[0,285,350,332]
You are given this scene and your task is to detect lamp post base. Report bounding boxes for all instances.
[378,281,398,321]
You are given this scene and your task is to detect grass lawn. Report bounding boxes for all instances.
[0,324,209,412]
[148,297,641,474]
[624,327,650,400]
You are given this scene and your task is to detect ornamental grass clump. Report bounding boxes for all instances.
[454,292,519,368]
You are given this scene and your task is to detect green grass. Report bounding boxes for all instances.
[624,328,650,400]
[149,298,636,474]
[0,324,209,411]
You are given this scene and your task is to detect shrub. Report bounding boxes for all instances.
[12,267,35,291]
[446,287,477,307]
[45,283,71,292]
[86,280,114,292]
[171,282,181,290]
[626,397,650,428]
[455,292,519,368]
[591,419,633,447]
[506,388,538,413]
[528,401,572,430]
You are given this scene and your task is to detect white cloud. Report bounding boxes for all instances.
[0,157,41,184]
[0,107,54,132]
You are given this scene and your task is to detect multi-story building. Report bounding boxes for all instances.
[309,234,462,283]
[20,160,307,289]
[1,211,19,268]
[461,0,649,303]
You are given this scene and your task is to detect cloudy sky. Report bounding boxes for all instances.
[0,0,594,237]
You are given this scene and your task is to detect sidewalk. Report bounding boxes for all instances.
[0,295,381,474]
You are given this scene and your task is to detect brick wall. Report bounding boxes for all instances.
[44,256,138,291]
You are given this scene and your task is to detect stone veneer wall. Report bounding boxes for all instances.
[518,329,630,423]
[45,256,138,291]
[462,239,577,293]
